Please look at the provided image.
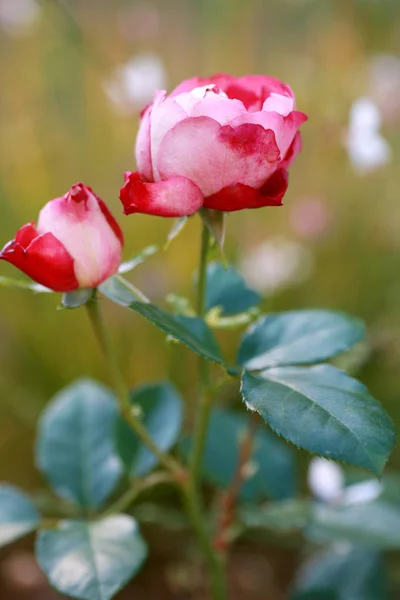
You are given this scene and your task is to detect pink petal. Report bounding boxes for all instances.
[263,93,295,116]
[0,226,78,292]
[170,76,206,96]
[172,84,247,124]
[135,103,154,181]
[204,169,289,211]
[170,73,261,110]
[229,110,307,157]
[222,75,294,111]
[67,184,124,247]
[97,197,124,247]
[235,75,294,103]
[186,94,246,124]
[120,171,204,217]
[170,74,236,97]
[148,92,188,181]
[170,74,296,112]
[281,132,303,168]
[157,117,281,198]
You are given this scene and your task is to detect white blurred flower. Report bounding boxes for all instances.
[342,479,382,506]
[0,0,40,35]
[368,53,400,123]
[308,457,383,505]
[345,97,391,173]
[103,53,167,116]
[308,458,344,504]
[240,237,313,295]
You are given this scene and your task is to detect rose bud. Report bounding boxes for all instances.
[0,183,123,292]
[120,73,307,217]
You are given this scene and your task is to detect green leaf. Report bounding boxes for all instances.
[36,379,123,509]
[240,499,311,533]
[128,302,225,364]
[101,286,224,364]
[116,382,183,477]
[0,276,51,293]
[181,408,297,500]
[241,365,396,476]
[377,473,400,506]
[118,245,158,274]
[0,485,40,547]
[61,289,93,309]
[36,516,147,600]
[99,275,148,306]
[238,310,365,370]
[205,262,261,317]
[165,216,188,249]
[291,547,390,600]
[307,500,400,549]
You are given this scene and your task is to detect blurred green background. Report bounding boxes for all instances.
[0,0,399,512]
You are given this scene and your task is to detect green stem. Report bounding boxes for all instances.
[196,224,211,316]
[103,472,173,517]
[86,293,185,482]
[183,488,226,599]
[186,223,227,599]
[190,224,212,484]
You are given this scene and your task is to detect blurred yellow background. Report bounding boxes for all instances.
[0,0,399,492]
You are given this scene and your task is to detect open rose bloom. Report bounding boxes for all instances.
[120,74,307,217]
[0,184,123,292]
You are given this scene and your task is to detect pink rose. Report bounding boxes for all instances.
[0,184,123,292]
[120,73,307,217]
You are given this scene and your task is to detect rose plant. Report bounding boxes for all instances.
[0,74,397,600]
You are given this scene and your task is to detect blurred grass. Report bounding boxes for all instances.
[0,0,400,488]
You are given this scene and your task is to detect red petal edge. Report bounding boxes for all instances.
[97,198,124,246]
[120,172,204,218]
[281,132,303,169]
[203,169,289,212]
[0,223,79,292]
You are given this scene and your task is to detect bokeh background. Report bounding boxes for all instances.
[0,0,400,598]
